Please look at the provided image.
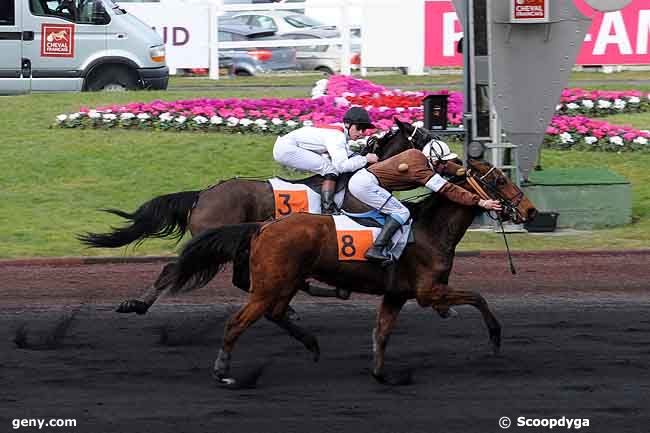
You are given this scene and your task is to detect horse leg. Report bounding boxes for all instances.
[116,262,178,314]
[264,293,320,362]
[372,295,407,381]
[213,299,270,384]
[433,287,502,355]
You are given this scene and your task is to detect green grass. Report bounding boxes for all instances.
[1,78,650,258]
[168,70,650,89]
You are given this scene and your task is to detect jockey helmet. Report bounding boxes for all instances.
[343,107,375,129]
[422,139,458,162]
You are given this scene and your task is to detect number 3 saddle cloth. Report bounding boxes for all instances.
[269,177,346,218]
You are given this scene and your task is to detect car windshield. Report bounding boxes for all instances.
[284,14,324,28]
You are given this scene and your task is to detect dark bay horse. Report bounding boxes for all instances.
[167,159,537,385]
[78,119,435,314]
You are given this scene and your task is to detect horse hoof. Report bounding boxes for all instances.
[115,300,149,315]
[215,375,237,387]
[490,335,502,356]
[371,371,387,384]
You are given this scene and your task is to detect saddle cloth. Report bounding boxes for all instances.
[332,215,411,262]
[268,177,345,218]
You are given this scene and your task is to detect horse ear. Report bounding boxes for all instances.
[394,117,405,131]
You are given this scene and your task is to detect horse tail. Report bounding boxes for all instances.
[171,223,262,294]
[77,190,200,249]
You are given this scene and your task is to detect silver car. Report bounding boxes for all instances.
[280,28,360,75]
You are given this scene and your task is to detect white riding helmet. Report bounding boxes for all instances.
[422,139,458,162]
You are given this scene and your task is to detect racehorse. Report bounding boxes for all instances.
[78,119,435,314]
[166,159,538,385]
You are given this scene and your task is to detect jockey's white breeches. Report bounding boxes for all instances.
[273,137,337,177]
[348,169,410,224]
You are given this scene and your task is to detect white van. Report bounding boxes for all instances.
[0,0,169,94]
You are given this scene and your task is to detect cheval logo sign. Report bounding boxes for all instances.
[41,24,75,57]
[512,0,549,22]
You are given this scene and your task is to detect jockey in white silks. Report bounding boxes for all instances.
[273,107,379,214]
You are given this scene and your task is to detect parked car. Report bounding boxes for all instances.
[217,24,297,76]
[222,10,330,35]
[280,28,360,75]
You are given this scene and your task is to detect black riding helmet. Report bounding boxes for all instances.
[343,107,375,130]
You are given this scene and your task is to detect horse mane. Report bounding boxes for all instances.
[405,175,478,221]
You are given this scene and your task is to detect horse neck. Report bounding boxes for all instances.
[412,182,480,254]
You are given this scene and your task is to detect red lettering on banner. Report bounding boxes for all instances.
[41,24,75,57]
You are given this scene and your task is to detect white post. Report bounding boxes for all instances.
[407,0,425,75]
[340,0,351,75]
[209,2,220,80]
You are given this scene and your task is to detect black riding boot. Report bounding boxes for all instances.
[321,176,338,215]
[364,216,403,262]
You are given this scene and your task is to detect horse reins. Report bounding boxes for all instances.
[466,167,517,275]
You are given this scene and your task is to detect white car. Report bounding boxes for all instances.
[223,10,330,35]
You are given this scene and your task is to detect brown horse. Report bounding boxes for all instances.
[78,119,436,314]
[166,159,537,385]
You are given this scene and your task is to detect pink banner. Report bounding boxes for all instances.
[425,0,650,66]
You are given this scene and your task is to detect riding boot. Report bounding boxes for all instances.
[364,216,403,262]
[320,176,338,215]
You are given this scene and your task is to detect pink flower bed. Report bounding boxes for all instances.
[55,74,650,152]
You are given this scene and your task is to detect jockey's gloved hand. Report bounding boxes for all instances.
[479,199,502,211]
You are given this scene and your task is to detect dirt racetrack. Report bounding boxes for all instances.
[1,251,649,433]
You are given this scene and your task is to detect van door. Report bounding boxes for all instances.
[21,0,109,91]
[0,0,29,94]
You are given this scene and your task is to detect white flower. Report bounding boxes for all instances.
[581,99,594,109]
[560,132,574,143]
[555,104,562,111]
[226,116,239,126]
[613,99,626,110]
[413,121,424,128]
[334,97,350,106]
[628,96,640,104]
[378,106,389,112]
[584,136,598,145]
[240,118,253,127]
[254,118,267,126]
[633,136,648,145]
[210,116,223,125]
[159,112,174,122]
[69,113,81,120]
[286,120,298,128]
[137,113,150,120]
[102,113,117,121]
[395,107,405,112]
[566,102,579,110]
[193,116,208,124]
[56,114,67,123]
[88,110,101,119]
[597,100,612,109]
[175,116,187,124]
[302,120,314,127]
[120,112,135,120]
[271,118,283,126]
[609,136,624,146]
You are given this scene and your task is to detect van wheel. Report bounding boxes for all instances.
[86,66,139,92]
[316,66,335,76]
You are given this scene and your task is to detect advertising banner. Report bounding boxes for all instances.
[121,4,210,69]
[425,0,650,66]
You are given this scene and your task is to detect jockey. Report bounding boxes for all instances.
[348,138,502,262]
[273,107,379,214]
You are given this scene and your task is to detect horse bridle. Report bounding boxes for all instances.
[466,166,525,222]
